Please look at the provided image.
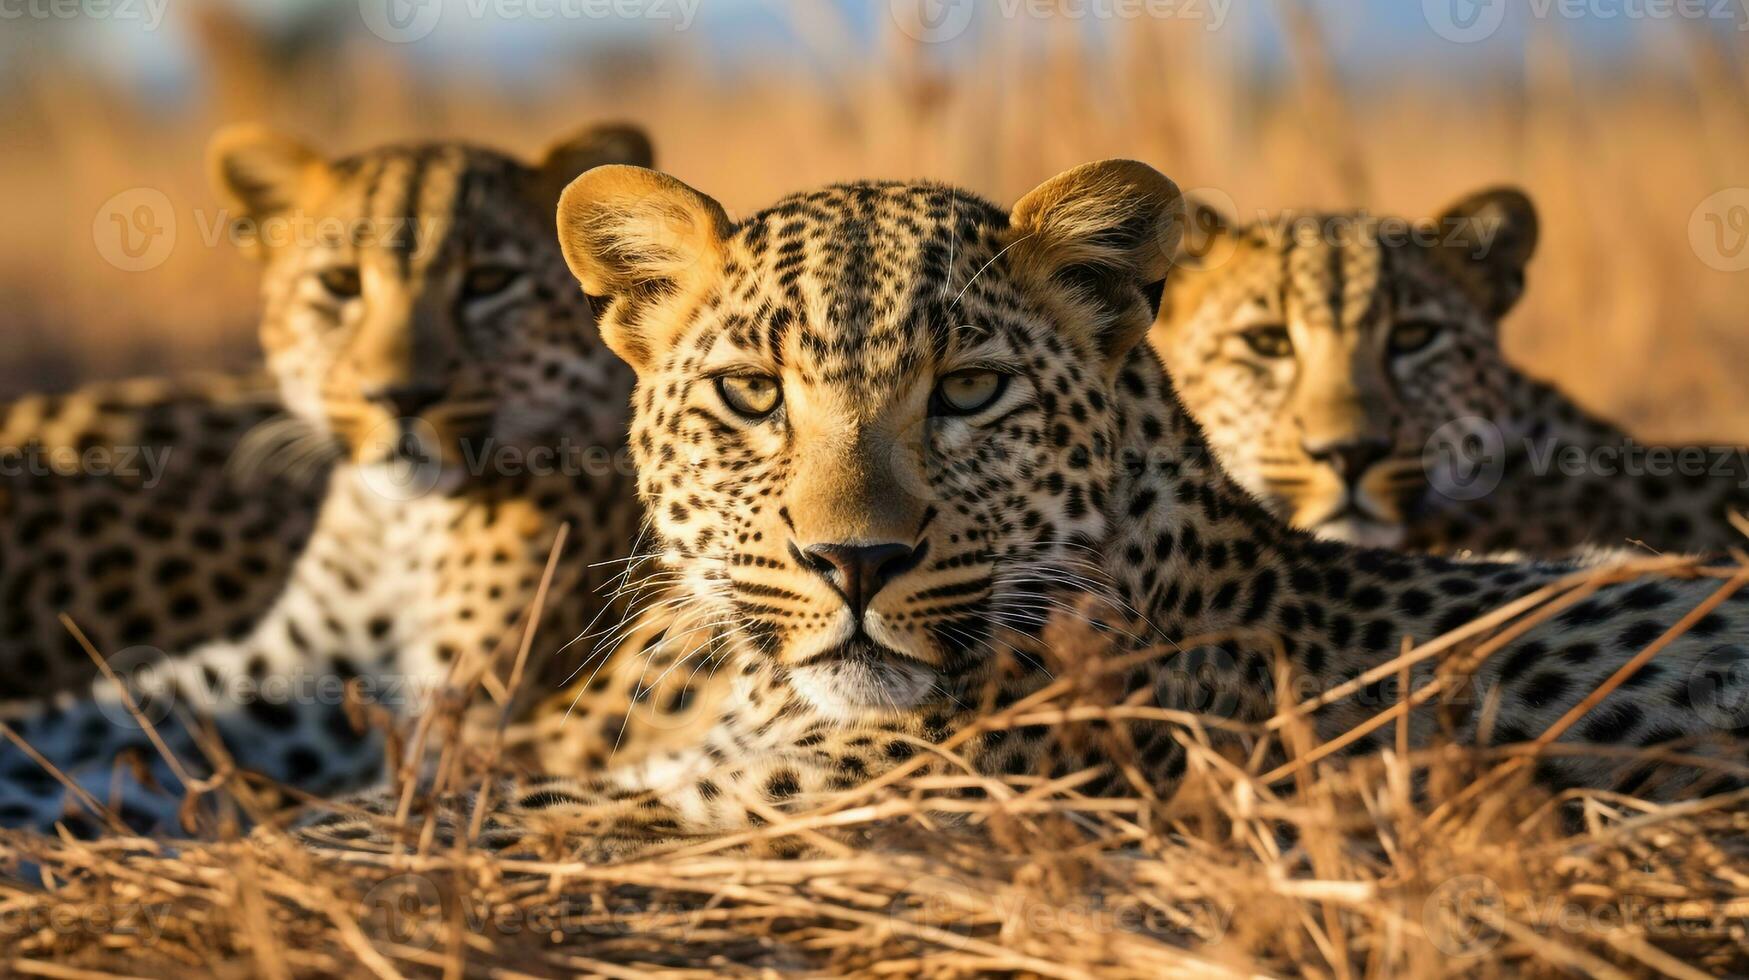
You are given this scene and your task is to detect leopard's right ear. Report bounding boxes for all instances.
[207,124,328,261]
[556,166,731,372]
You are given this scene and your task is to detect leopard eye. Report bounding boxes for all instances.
[317,266,362,300]
[462,265,521,300]
[1389,319,1444,356]
[715,375,782,420]
[1240,324,1293,358]
[933,369,1008,416]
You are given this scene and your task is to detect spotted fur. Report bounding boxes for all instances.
[300,164,1749,858]
[1154,190,1749,555]
[0,373,321,700]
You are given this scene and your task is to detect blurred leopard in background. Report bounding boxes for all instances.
[0,123,711,836]
[1153,190,1749,556]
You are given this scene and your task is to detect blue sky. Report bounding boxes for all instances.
[10,0,1740,96]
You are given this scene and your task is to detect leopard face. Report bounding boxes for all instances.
[1152,190,1537,548]
[210,123,652,482]
[557,164,1182,721]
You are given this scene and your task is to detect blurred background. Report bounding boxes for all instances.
[4,0,1748,437]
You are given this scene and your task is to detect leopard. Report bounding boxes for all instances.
[1152,189,1749,556]
[295,162,1749,861]
[0,123,711,837]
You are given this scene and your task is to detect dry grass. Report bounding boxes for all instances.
[8,783,1745,978]
[5,555,1749,977]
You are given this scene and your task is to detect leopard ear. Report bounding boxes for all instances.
[1008,159,1184,372]
[556,165,731,372]
[1431,186,1538,319]
[207,124,327,261]
[536,122,655,199]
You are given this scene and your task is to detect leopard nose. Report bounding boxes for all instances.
[1303,437,1393,487]
[792,541,928,619]
[366,382,447,419]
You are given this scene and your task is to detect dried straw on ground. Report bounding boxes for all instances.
[4,556,1749,977]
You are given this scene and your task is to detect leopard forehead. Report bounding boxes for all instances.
[693,182,1019,380]
[1176,208,1498,323]
[1165,207,1511,420]
[291,142,549,257]
[257,141,568,344]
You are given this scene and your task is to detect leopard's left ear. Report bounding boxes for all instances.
[1008,160,1184,372]
[536,122,655,199]
[1431,186,1538,319]
[208,124,328,262]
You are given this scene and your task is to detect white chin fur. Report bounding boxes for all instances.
[787,658,939,723]
[1312,516,1406,551]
